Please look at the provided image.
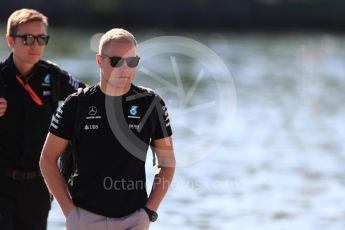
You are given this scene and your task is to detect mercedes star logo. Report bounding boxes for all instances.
[88,106,97,116]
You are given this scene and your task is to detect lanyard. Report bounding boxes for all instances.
[15,75,43,106]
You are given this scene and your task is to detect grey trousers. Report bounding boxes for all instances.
[65,206,150,230]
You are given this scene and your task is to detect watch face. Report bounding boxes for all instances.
[151,212,158,222]
[143,207,158,222]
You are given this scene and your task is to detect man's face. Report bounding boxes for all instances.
[7,21,47,66]
[97,40,138,91]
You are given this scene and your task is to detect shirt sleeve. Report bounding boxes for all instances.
[151,94,173,140]
[58,68,86,100]
[49,94,78,140]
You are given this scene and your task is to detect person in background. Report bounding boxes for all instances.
[40,28,176,230]
[0,8,86,230]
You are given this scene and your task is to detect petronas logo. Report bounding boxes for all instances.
[44,74,51,84]
[130,105,138,116]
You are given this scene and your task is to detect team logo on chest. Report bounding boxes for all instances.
[88,106,97,116]
[130,105,138,115]
[42,74,51,86]
[128,105,140,119]
[86,106,101,120]
[42,73,52,96]
[84,106,100,131]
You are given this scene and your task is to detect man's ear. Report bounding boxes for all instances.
[96,54,103,67]
[6,35,15,49]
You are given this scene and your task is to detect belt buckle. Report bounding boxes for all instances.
[12,170,27,180]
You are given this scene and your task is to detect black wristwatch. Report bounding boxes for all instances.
[143,206,158,222]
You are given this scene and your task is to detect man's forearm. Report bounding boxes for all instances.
[40,154,74,217]
[146,166,175,211]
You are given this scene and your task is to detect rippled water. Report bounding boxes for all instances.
[1,30,345,230]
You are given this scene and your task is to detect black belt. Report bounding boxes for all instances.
[0,168,42,180]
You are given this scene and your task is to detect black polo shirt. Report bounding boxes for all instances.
[49,84,172,217]
[0,53,85,170]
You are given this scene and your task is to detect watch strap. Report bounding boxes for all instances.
[143,206,158,222]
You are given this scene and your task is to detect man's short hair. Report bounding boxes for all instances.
[99,28,137,54]
[7,8,48,35]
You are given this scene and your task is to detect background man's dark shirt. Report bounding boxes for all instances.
[0,53,85,170]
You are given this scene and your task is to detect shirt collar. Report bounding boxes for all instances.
[6,53,39,78]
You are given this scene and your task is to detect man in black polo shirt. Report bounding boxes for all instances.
[40,28,176,229]
[0,8,85,230]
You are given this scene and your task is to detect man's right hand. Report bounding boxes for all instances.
[0,98,7,117]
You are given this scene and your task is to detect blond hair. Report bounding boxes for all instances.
[99,28,137,54]
[7,8,48,35]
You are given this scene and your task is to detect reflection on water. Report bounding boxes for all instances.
[1,30,345,229]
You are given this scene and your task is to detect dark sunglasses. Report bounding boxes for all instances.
[10,34,50,46]
[102,54,140,68]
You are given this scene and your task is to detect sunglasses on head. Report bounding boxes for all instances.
[102,54,140,68]
[10,34,50,46]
